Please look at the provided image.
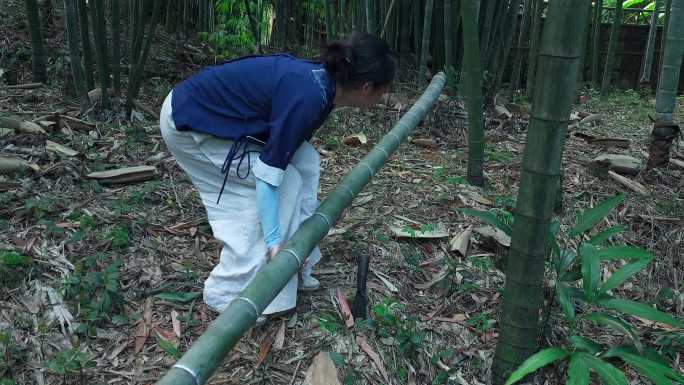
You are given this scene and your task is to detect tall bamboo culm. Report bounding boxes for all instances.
[153,73,447,385]
[600,1,623,96]
[491,1,589,383]
[659,0,673,72]
[419,0,435,88]
[77,0,95,90]
[112,0,121,94]
[526,0,543,96]
[639,0,661,84]
[63,0,86,96]
[461,0,484,187]
[510,0,532,91]
[590,0,603,85]
[647,0,683,168]
[90,0,110,109]
[23,0,47,82]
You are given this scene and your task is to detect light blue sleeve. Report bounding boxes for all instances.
[255,177,281,248]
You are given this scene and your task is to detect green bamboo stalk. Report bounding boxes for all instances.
[413,0,422,55]
[654,0,683,123]
[591,0,603,85]
[154,73,447,385]
[510,0,531,91]
[23,0,47,82]
[484,0,508,71]
[461,0,484,187]
[479,0,496,59]
[399,0,410,56]
[647,0,683,168]
[365,0,374,34]
[63,0,86,96]
[600,1,623,96]
[126,0,161,117]
[419,0,434,87]
[639,0,661,83]
[380,0,397,39]
[494,0,523,91]
[276,0,285,47]
[324,0,335,42]
[90,0,110,109]
[576,1,593,88]
[659,0,672,72]
[526,0,543,94]
[112,0,121,94]
[444,0,454,73]
[491,1,589,383]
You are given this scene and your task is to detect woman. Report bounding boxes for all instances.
[160,33,396,324]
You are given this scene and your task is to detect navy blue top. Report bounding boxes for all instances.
[171,54,335,180]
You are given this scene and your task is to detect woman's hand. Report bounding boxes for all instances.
[267,242,284,260]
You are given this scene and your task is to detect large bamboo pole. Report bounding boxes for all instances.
[23,0,47,82]
[639,0,661,83]
[154,73,447,385]
[63,0,86,97]
[490,1,589,383]
[419,0,435,87]
[601,1,623,96]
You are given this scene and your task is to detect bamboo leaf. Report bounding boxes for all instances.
[569,193,625,237]
[589,226,626,245]
[581,243,600,301]
[567,353,590,385]
[599,257,652,295]
[604,346,683,384]
[579,353,629,385]
[156,292,201,303]
[504,348,570,385]
[557,283,576,321]
[459,208,512,236]
[584,312,643,352]
[597,298,684,328]
[569,335,602,355]
[597,246,652,261]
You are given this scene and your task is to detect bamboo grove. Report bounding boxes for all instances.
[14,0,684,384]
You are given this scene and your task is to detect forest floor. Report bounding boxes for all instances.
[1,4,683,385]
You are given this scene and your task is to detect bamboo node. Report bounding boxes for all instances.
[234,297,260,319]
[172,363,200,385]
[313,212,333,229]
[282,248,303,268]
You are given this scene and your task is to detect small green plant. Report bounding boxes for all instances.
[371,299,423,358]
[317,313,341,336]
[22,193,59,220]
[431,349,458,385]
[61,254,123,333]
[504,193,684,385]
[108,224,130,248]
[0,331,24,382]
[0,251,32,288]
[44,346,94,384]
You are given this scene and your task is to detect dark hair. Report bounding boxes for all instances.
[322,33,396,88]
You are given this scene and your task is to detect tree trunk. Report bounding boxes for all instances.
[413,0,422,56]
[647,0,683,168]
[600,1,623,96]
[494,0,523,91]
[63,0,86,96]
[591,0,603,85]
[365,0,374,34]
[23,0,48,82]
[491,1,589,383]
[575,1,593,88]
[324,0,335,42]
[461,0,484,187]
[444,0,454,73]
[419,0,434,87]
[659,0,673,72]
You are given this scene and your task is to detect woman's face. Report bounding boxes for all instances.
[353,82,390,109]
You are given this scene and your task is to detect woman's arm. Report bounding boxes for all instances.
[255,177,282,254]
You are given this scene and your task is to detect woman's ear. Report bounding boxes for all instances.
[360,81,374,95]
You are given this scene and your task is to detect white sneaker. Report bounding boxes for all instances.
[299,275,320,291]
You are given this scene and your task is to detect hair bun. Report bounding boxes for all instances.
[323,42,353,83]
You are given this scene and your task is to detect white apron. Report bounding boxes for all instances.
[160,91,322,314]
